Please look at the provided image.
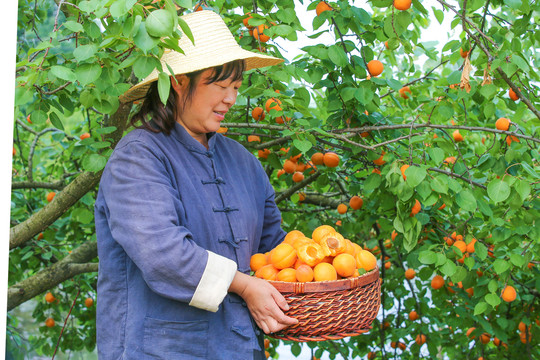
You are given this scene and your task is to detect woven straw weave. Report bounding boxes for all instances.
[268,268,381,342]
[120,10,283,103]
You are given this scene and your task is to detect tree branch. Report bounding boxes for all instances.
[275,171,323,204]
[7,240,98,311]
[11,180,66,190]
[9,103,132,250]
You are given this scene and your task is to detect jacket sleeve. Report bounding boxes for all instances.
[99,138,237,312]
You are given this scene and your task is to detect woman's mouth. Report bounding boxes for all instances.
[214,111,226,120]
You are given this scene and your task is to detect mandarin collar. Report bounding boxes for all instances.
[171,122,218,151]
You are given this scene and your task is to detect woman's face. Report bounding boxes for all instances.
[172,68,242,144]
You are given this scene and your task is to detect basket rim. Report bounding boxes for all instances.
[268,267,379,293]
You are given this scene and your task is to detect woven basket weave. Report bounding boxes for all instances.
[267,268,381,342]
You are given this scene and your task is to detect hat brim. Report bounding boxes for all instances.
[120,50,283,104]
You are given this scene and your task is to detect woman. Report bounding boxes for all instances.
[95,10,297,360]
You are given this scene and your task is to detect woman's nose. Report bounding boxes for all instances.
[223,89,238,105]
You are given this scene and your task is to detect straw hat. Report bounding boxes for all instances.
[120,10,284,103]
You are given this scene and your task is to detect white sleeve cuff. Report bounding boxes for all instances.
[189,251,237,312]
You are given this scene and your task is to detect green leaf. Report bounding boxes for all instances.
[474,302,489,316]
[146,9,175,38]
[511,55,530,72]
[173,0,192,9]
[515,179,531,202]
[50,65,76,81]
[456,189,477,212]
[427,147,444,165]
[178,16,195,45]
[404,166,426,187]
[341,87,356,102]
[134,23,160,53]
[493,259,510,274]
[521,162,540,179]
[418,250,437,265]
[273,25,293,37]
[479,84,497,98]
[485,293,501,307]
[82,154,107,172]
[291,342,301,357]
[451,266,467,283]
[364,173,382,191]
[31,110,48,124]
[477,198,493,217]
[386,79,403,92]
[95,126,117,135]
[447,70,461,85]
[487,179,511,203]
[475,241,487,260]
[440,259,457,277]
[293,139,312,153]
[73,45,97,62]
[328,45,348,67]
[432,8,444,24]
[431,175,448,194]
[110,0,129,18]
[157,72,170,105]
[63,20,84,32]
[48,112,64,131]
[133,55,159,79]
[355,87,374,105]
[510,253,525,267]
[75,63,102,86]
[393,216,404,234]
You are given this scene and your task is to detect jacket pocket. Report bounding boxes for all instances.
[142,317,208,359]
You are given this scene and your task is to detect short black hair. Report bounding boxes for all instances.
[130,59,246,135]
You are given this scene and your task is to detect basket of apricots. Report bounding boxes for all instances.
[250,225,381,342]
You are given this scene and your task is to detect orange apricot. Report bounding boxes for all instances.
[296,264,314,282]
[252,106,265,121]
[277,268,297,282]
[315,1,333,16]
[410,199,421,217]
[399,86,412,99]
[313,262,338,281]
[502,285,516,302]
[323,152,340,167]
[355,250,377,271]
[255,264,279,280]
[367,60,384,77]
[349,196,363,210]
[337,203,347,214]
[400,164,410,181]
[283,230,305,245]
[509,88,519,101]
[453,130,464,142]
[296,242,325,267]
[250,253,268,272]
[312,225,336,244]
[311,152,324,165]
[394,0,412,11]
[405,268,416,280]
[431,275,444,289]
[269,243,297,269]
[495,117,510,131]
[333,253,357,277]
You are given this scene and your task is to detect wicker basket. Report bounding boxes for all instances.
[267,268,381,342]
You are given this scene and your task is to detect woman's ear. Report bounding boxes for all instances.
[170,74,188,95]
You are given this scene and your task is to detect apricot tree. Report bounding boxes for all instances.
[9,0,539,358]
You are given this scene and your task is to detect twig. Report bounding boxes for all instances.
[33,82,72,96]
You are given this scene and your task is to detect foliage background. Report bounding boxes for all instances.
[7,0,540,359]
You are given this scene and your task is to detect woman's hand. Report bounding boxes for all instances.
[229,272,298,334]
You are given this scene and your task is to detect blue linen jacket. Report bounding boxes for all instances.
[94,122,286,359]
